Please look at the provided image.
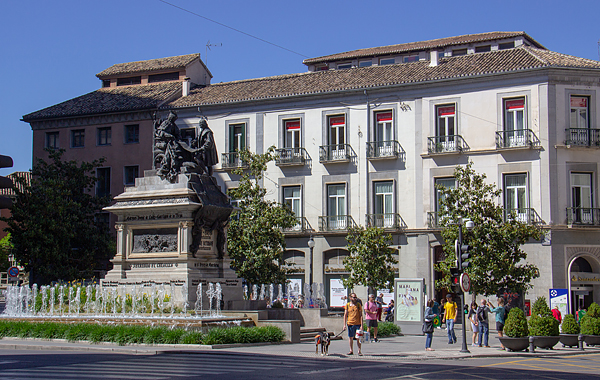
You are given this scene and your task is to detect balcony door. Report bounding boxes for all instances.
[374,181,394,227]
[571,173,593,224]
[570,96,590,145]
[375,111,393,156]
[504,174,528,222]
[284,186,302,231]
[504,98,526,146]
[436,105,456,151]
[327,184,346,230]
[328,115,346,160]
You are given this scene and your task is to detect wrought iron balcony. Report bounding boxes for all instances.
[221,152,248,169]
[319,144,353,163]
[275,147,309,166]
[565,128,600,146]
[427,212,444,229]
[427,135,469,154]
[503,208,544,224]
[567,207,600,225]
[318,215,357,232]
[366,213,407,229]
[366,140,405,160]
[495,129,540,149]
[283,217,313,233]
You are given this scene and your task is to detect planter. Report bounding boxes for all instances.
[499,337,529,352]
[531,336,559,349]
[559,334,580,348]
[583,335,600,347]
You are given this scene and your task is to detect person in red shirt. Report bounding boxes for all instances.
[552,305,562,323]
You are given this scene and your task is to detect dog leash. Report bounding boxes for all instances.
[333,327,346,338]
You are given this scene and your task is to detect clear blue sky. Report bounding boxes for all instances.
[1,0,599,173]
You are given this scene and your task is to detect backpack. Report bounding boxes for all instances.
[477,307,485,322]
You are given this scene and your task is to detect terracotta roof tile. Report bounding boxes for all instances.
[23,82,182,121]
[303,31,545,65]
[96,53,200,77]
[169,47,599,108]
[0,171,31,197]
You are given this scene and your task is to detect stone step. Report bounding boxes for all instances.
[300,327,341,342]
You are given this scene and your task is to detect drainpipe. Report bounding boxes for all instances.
[365,90,371,218]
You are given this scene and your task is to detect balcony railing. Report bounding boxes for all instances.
[366,140,405,160]
[427,135,469,154]
[495,129,540,149]
[427,212,443,228]
[366,213,407,229]
[567,207,600,225]
[275,147,310,166]
[503,208,544,224]
[221,152,248,169]
[319,144,353,163]
[565,128,600,146]
[283,217,313,233]
[319,215,357,232]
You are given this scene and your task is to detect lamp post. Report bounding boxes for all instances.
[307,236,315,292]
[457,217,474,354]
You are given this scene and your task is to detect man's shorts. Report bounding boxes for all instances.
[367,319,378,328]
[496,322,504,333]
[348,324,361,339]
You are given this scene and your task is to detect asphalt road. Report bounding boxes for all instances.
[1,350,599,380]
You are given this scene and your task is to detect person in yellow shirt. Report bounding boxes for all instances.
[343,293,363,356]
[442,294,457,344]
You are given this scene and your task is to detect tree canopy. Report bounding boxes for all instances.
[434,161,542,296]
[2,149,114,284]
[342,226,398,292]
[226,147,298,285]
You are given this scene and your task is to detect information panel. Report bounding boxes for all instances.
[394,278,424,322]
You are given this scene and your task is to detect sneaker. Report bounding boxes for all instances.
[472,343,478,347]
[448,341,454,344]
[374,338,379,342]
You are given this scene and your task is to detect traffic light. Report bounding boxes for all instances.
[460,243,471,270]
[0,154,13,209]
[449,267,460,290]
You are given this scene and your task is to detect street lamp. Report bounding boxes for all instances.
[307,236,315,289]
[457,217,474,354]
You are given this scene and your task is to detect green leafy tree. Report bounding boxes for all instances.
[226,147,297,285]
[0,233,12,272]
[342,226,398,292]
[435,161,542,296]
[2,149,113,284]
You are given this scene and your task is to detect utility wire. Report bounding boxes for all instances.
[158,0,308,58]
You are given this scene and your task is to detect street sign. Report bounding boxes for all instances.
[460,272,471,293]
[8,266,19,278]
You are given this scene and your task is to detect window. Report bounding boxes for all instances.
[504,173,528,222]
[45,132,59,149]
[229,123,246,152]
[499,42,515,50]
[102,80,111,88]
[148,72,179,83]
[475,45,491,53]
[124,124,139,144]
[374,181,394,227]
[284,186,301,216]
[337,62,352,69]
[96,168,111,197]
[570,96,589,129]
[359,60,372,67]
[452,48,467,56]
[97,127,111,146]
[403,55,419,63]
[571,173,593,223]
[124,165,139,186]
[71,129,85,148]
[379,58,395,65]
[436,104,456,151]
[116,76,141,86]
[504,97,526,146]
[327,184,347,230]
[374,110,393,156]
[328,115,346,159]
[284,119,301,149]
[316,65,329,71]
[435,177,455,223]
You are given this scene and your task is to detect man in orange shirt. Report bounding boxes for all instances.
[343,293,363,356]
[442,294,457,344]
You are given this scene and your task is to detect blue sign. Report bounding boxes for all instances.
[549,288,568,317]
[8,266,19,277]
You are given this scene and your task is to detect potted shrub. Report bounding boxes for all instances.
[580,302,600,346]
[528,296,560,349]
[559,314,580,347]
[500,307,530,352]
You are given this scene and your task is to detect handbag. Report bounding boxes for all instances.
[422,319,434,333]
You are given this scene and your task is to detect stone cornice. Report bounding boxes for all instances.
[26,110,155,130]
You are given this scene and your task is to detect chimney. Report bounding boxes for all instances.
[182,77,191,97]
[430,50,438,67]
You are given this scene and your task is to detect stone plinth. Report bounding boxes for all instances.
[103,171,241,307]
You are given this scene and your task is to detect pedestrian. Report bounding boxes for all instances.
[343,292,363,356]
[477,299,490,347]
[442,294,457,344]
[365,294,379,342]
[576,307,586,324]
[375,293,385,321]
[385,299,395,322]
[552,305,562,323]
[423,299,437,351]
[467,301,479,346]
[488,297,506,350]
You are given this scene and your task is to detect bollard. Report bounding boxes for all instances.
[578,334,585,351]
[529,336,535,353]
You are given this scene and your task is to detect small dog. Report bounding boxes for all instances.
[315,332,331,356]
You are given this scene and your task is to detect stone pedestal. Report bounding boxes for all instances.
[102,171,241,307]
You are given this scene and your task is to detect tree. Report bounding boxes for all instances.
[434,161,542,296]
[342,226,398,292]
[0,233,12,272]
[226,147,298,285]
[2,149,114,284]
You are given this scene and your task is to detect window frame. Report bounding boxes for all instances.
[284,119,302,149]
[124,124,140,144]
[96,167,111,198]
[327,183,347,217]
[435,104,456,139]
[45,131,59,149]
[283,185,302,217]
[70,129,85,148]
[225,120,248,153]
[379,58,395,65]
[123,165,139,187]
[503,173,529,215]
[97,127,112,146]
[570,95,590,130]
[434,177,456,214]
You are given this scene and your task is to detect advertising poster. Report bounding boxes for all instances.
[330,279,347,307]
[549,288,568,319]
[394,279,423,322]
[377,289,394,306]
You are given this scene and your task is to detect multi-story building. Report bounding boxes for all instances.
[23,32,600,312]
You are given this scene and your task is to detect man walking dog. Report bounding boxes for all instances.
[343,292,363,356]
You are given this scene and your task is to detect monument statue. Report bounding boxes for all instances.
[153,111,232,258]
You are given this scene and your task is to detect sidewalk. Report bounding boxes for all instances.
[1,334,598,361]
